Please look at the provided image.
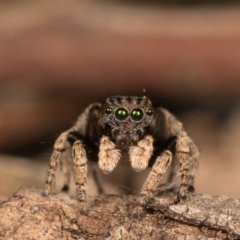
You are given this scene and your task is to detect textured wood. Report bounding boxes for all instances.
[0,187,239,239]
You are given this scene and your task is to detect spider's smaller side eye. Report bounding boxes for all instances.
[146,108,154,116]
[105,107,113,114]
[115,108,128,121]
[131,108,143,121]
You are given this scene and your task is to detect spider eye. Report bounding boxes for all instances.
[131,108,143,121]
[146,108,154,116]
[115,108,128,121]
[105,107,113,114]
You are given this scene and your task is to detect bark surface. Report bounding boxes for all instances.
[0,187,239,239]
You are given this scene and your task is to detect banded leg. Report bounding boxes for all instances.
[43,132,68,196]
[183,140,199,194]
[176,137,191,200]
[72,140,88,214]
[140,150,173,205]
[129,135,154,172]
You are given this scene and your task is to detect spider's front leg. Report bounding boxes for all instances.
[140,150,173,205]
[73,135,121,214]
[72,140,88,214]
[176,137,193,200]
[132,149,172,218]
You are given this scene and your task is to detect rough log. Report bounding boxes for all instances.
[0,186,239,239]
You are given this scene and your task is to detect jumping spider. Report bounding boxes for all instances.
[43,96,199,214]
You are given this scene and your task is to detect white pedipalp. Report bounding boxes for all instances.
[98,135,122,174]
[129,135,154,172]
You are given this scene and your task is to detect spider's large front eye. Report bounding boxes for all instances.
[115,108,128,121]
[131,108,143,121]
[105,107,113,114]
[146,108,154,116]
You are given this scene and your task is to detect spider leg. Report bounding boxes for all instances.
[176,137,189,200]
[132,149,172,218]
[44,102,103,214]
[180,138,199,194]
[151,107,199,199]
[72,140,88,214]
[176,137,199,200]
[140,150,173,205]
[43,132,69,196]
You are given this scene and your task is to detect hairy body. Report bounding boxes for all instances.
[43,96,199,214]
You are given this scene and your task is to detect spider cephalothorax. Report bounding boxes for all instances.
[102,96,154,150]
[43,95,199,215]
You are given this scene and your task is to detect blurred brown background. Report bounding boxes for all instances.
[1,0,240,200]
